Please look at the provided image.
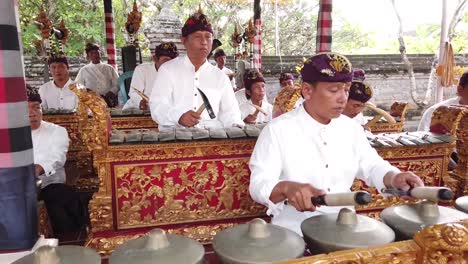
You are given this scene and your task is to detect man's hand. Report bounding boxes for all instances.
[272,181,326,212]
[384,171,424,191]
[139,100,148,110]
[243,114,258,124]
[178,111,201,127]
[34,164,44,177]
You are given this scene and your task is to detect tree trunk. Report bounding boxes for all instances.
[390,0,424,109]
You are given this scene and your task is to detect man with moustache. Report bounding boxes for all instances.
[149,8,243,128]
[249,52,424,235]
[38,53,78,111]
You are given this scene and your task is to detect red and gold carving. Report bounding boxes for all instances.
[114,159,265,230]
[445,106,468,197]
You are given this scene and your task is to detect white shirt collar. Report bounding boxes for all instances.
[183,55,210,72]
[52,78,73,89]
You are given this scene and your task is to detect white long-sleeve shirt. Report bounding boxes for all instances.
[32,121,69,189]
[239,100,273,123]
[249,105,400,235]
[220,66,236,90]
[353,112,368,126]
[123,63,158,110]
[149,55,243,128]
[75,62,119,96]
[418,97,461,131]
[38,79,78,110]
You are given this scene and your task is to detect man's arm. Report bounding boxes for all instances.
[355,125,424,191]
[250,125,326,214]
[110,66,120,94]
[35,126,69,177]
[417,107,435,131]
[149,66,186,126]
[38,85,48,110]
[217,75,244,127]
[123,66,145,110]
[75,67,85,86]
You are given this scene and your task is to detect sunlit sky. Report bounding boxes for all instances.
[333,0,460,38]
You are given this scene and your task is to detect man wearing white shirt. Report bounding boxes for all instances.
[39,54,77,111]
[75,43,119,107]
[239,69,272,124]
[123,42,179,110]
[213,49,236,90]
[27,87,84,234]
[418,71,468,131]
[149,9,243,128]
[249,52,424,235]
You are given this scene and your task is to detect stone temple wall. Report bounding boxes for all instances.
[25,53,467,120]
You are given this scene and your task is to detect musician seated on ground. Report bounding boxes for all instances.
[123,42,179,110]
[27,86,85,235]
[213,49,236,91]
[149,8,243,128]
[279,73,295,89]
[38,53,78,111]
[239,69,272,124]
[342,69,373,130]
[75,43,119,107]
[418,71,468,131]
[343,69,374,130]
[249,52,424,235]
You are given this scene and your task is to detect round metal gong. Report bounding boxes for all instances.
[212,218,305,264]
[301,208,395,254]
[455,196,468,213]
[12,245,100,264]
[109,229,204,264]
[381,201,468,240]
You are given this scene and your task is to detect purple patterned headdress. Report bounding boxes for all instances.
[301,52,353,83]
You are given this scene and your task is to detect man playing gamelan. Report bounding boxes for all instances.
[249,52,424,235]
[418,71,468,131]
[239,69,272,124]
[75,43,119,107]
[149,8,243,128]
[39,52,78,111]
[123,42,179,110]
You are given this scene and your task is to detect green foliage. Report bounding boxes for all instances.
[18,0,468,56]
[18,0,131,56]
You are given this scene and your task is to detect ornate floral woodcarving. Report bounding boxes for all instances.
[70,84,110,152]
[390,101,409,122]
[430,105,467,136]
[114,159,265,229]
[414,221,468,263]
[446,106,468,197]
